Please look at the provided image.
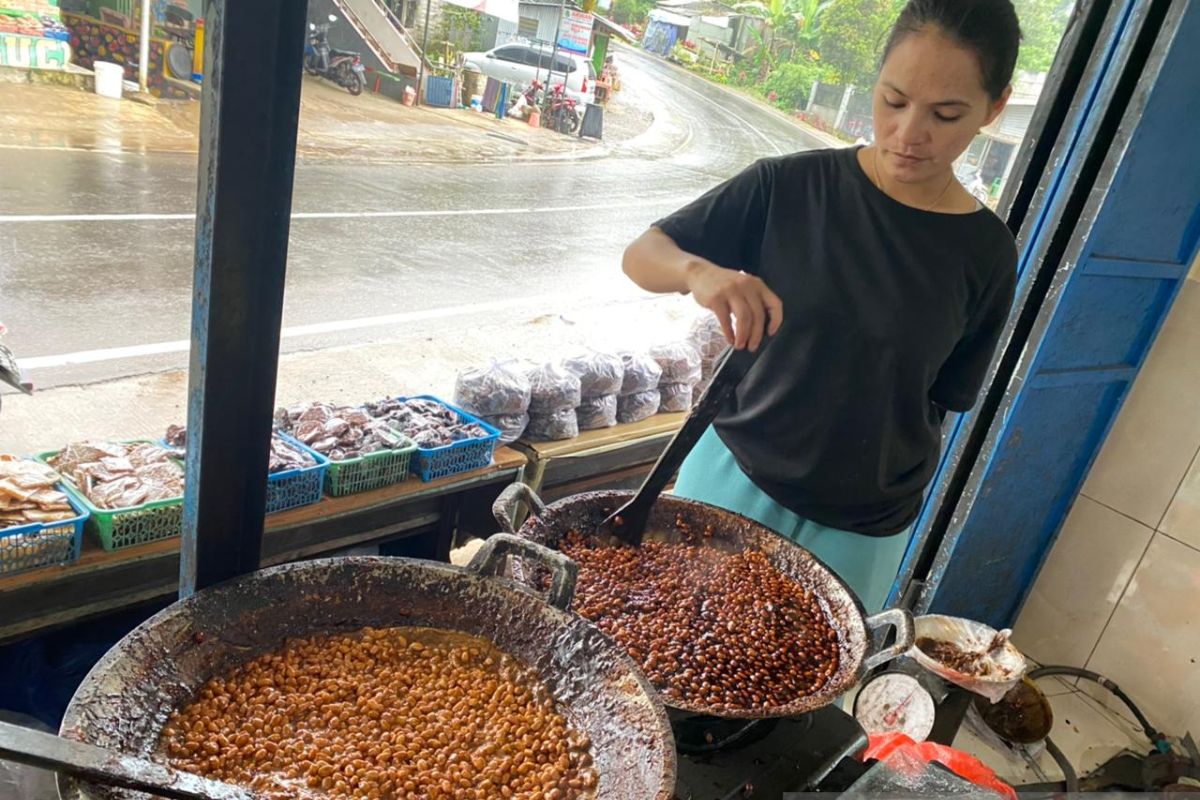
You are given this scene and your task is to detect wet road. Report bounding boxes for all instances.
[0,47,823,387]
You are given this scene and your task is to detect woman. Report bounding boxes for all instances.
[622,0,1021,613]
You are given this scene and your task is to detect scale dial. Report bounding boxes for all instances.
[853,671,936,741]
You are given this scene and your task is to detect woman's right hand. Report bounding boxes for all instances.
[685,260,783,352]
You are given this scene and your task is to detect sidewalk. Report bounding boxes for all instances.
[0,76,654,164]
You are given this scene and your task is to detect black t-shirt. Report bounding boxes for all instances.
[655,147,1017,535]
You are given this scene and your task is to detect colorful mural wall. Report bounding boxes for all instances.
[0,30,70,67]
[1,0,72,69]
[62,11,191,98]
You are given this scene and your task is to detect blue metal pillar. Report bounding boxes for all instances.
[911,0,1200,626]
[180,0,308,594]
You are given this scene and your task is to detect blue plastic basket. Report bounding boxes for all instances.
[0,483,88,576]
[399,396,501,482]
[265,433,329,514]
[160,433,328,515]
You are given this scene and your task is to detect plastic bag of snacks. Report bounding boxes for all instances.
[563,350,624,398]
[618,389,661,424]
[525,409,579,442]
[658,383,693,413]
[482,413,529,446]
[453,360,531,418]
[527,362,582,414]
[576,395,618,430]
[688,313,728,363]
[650,342,702,386]
[619,352,663,395]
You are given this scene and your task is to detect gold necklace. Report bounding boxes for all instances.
[872,147,956,212]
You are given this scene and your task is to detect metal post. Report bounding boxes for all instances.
[417,0,432,103]
[138,0,151,92]
[545,0,566,113]
[180,0,307,595]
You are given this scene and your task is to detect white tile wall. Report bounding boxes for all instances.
[1016,267,1200,739]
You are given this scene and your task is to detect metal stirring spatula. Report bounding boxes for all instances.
[598,341,766,547]
[0,719,262,800]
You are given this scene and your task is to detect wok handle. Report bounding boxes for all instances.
[467,532,578,610]
[492,481,546,534]
[861,607,915,672]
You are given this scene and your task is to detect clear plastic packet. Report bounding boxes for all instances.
[619,352,663,395]
[577,395,618,430]
[527,362,582,414]
[482,412,530,446]
[525,409,579,441]
[650,342,702,386]
[688,312,728,361]
[659,383,693,413]
[453,360,531,417]
[618,389,661,424]
[563,351,624,397]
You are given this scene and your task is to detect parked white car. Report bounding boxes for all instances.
[462,43,596,108]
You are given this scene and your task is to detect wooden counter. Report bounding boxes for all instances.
[0,448,526,644]
[502,413,685,515]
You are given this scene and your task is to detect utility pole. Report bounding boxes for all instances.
[138,0,151,92]
[417,0,433,103]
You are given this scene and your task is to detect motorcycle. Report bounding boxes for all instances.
[304,14,366,96]
[955,163,991,205]
[543,83,580,135]
[0,323,33,416]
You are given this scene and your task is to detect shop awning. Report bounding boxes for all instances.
[591,13,638,42]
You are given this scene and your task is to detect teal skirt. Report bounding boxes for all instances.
[672,427,911,613]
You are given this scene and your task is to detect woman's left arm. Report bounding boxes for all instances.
[929,248,1018,413]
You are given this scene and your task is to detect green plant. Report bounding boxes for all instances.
[817,0,902,86]
[760,56,831,109]
[439,6,483,52]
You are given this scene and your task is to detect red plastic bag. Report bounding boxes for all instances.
[861,732,1017,800]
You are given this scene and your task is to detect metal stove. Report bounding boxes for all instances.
[673,705,869,799]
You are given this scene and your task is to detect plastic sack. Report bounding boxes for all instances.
[650,342,702,386]
[527,362,582,414]
[688,313,728,362]
[618,389,661,424]
[481,413,529,446]
[619,352,663,395]
[525,409,579,442]
[577,395,618,430]
[453,360,531,417]
[858,732,1016,800]
[659,383,693,413]
[563,351,624,397]
[908,614,1026,703]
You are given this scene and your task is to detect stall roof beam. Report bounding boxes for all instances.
[180,0,307,595]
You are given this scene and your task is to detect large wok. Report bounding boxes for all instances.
[495,485,914,720]
[57,534,676,800]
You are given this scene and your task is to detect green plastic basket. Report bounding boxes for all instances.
[323,433,417,497]
[36,445,184,551]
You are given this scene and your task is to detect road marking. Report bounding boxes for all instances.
[20,292,645,369]
[0,197,687,225]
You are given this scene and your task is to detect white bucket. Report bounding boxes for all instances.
[94,61,124,100]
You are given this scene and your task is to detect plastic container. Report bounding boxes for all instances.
[94,61,124,100]
[399,396,501,482]
[36,443,183,552]
[264,433,329,513]
[322,428,417,497]
[0,485,88,576]
[160,432,328,514]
